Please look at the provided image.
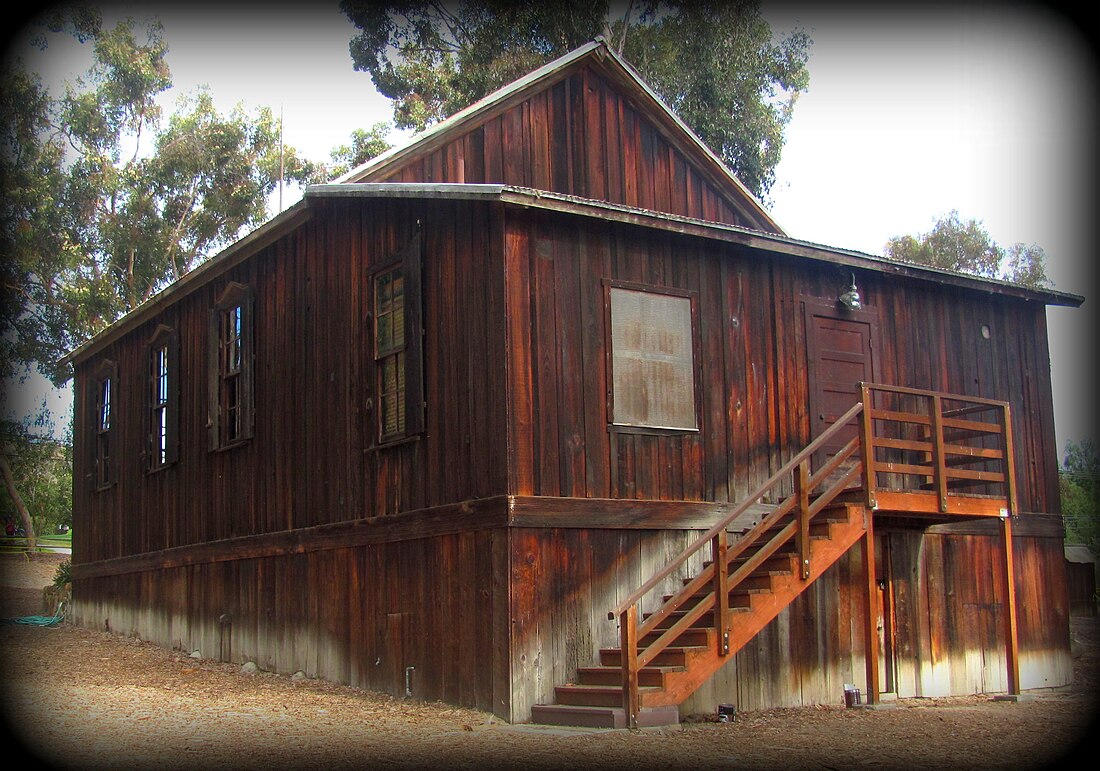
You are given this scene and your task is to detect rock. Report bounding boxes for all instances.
[292,670,307,680]
[190,650,202,659]
[241,661,259,675]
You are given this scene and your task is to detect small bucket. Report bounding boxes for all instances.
[717,703,736,722]
[843,686,862,707]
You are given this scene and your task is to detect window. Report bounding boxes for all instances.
[92,359,118,489]
[209,282,254,449]
[370,229,424,444]
[607,283,699,432]
[375,266,407,440]
[145,325,179,470]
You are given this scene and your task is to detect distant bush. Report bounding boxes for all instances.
[53,558,71,587]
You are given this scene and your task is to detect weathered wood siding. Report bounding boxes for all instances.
[361,63,762,230]
[501,207,1061,514]
[72,197,508,564]
[505,521,1071,720]
[70,528,512,716]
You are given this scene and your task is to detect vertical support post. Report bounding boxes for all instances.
[712,530,730,655]
[620,605,640,729]
[860,514,880,705]
[795,460,811,579]
[1000,515,1021,695]
[929,393,948,513]
[858,384,877,510]
[1001,404,1018,516]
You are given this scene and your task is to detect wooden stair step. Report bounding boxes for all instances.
[599,645,703,668]
[640,626,711,647]
[730,553,797,574]
[554,683,663,708]
[575,665,680,687]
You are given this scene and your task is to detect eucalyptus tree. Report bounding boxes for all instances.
[1,9,316,387]
[884,210,1051,289]
[340,0,810,201]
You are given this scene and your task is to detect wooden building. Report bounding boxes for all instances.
[63,41,1083,727]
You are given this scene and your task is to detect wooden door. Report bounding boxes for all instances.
[804,298,878,474]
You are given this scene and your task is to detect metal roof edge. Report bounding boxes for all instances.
[492,185,1084,308]
[61,180,1083,374]
[310,182,1083,307]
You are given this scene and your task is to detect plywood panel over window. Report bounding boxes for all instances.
[608,284,698,432]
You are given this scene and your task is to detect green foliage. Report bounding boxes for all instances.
[340,0,810,201]
[1,11,317,386]
[310,121,394,183]
[1061,439,1099,555]
[53,557,72,587]
[884,210,1050,289]
[1,420,72,536]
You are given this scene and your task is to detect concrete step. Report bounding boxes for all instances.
[529,703,679,729]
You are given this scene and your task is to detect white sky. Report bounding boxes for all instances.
[7,2,1096,453]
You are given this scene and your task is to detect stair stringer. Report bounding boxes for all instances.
[642,502,869,708]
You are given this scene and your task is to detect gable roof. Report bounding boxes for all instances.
[335,38,786,235]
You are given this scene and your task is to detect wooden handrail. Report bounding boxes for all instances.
[608,400,866,622]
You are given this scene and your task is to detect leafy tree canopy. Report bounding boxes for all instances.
[884,210,1050,289]
[308,121,394,183]
[1,419,72,537]
[1061,439,1099,555]
[1,8,317,387]
[340,0,810,200]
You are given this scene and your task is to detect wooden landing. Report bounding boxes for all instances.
[871,490,1009,519]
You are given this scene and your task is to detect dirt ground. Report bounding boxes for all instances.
[1,553,1096,770]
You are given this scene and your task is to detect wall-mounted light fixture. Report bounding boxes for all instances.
[838,273,861,311]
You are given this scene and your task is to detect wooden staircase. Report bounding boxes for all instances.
[530,500,869,728]
[530,384,1020,728]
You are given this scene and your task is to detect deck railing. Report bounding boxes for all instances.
[858,383,1017,516]
[608,383,1017,727]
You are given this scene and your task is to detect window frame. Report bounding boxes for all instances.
[91,358,118,491]
[368,228,424,448]
[144,324,179,472]
[603,279,702,435]
[208,282,254,451]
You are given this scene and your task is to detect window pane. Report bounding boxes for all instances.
[99,379,111,430]
[610,288,696,430]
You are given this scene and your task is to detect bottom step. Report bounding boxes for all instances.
[529,703,680,729]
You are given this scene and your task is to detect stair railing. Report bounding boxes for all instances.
[858,383,1017,515]
[608,400,867,728]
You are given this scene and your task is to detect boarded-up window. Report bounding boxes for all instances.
[608,286,698,431]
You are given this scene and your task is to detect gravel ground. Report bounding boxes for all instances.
[1,552,1096,770]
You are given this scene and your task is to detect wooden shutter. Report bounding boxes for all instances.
[402,228,425,437]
